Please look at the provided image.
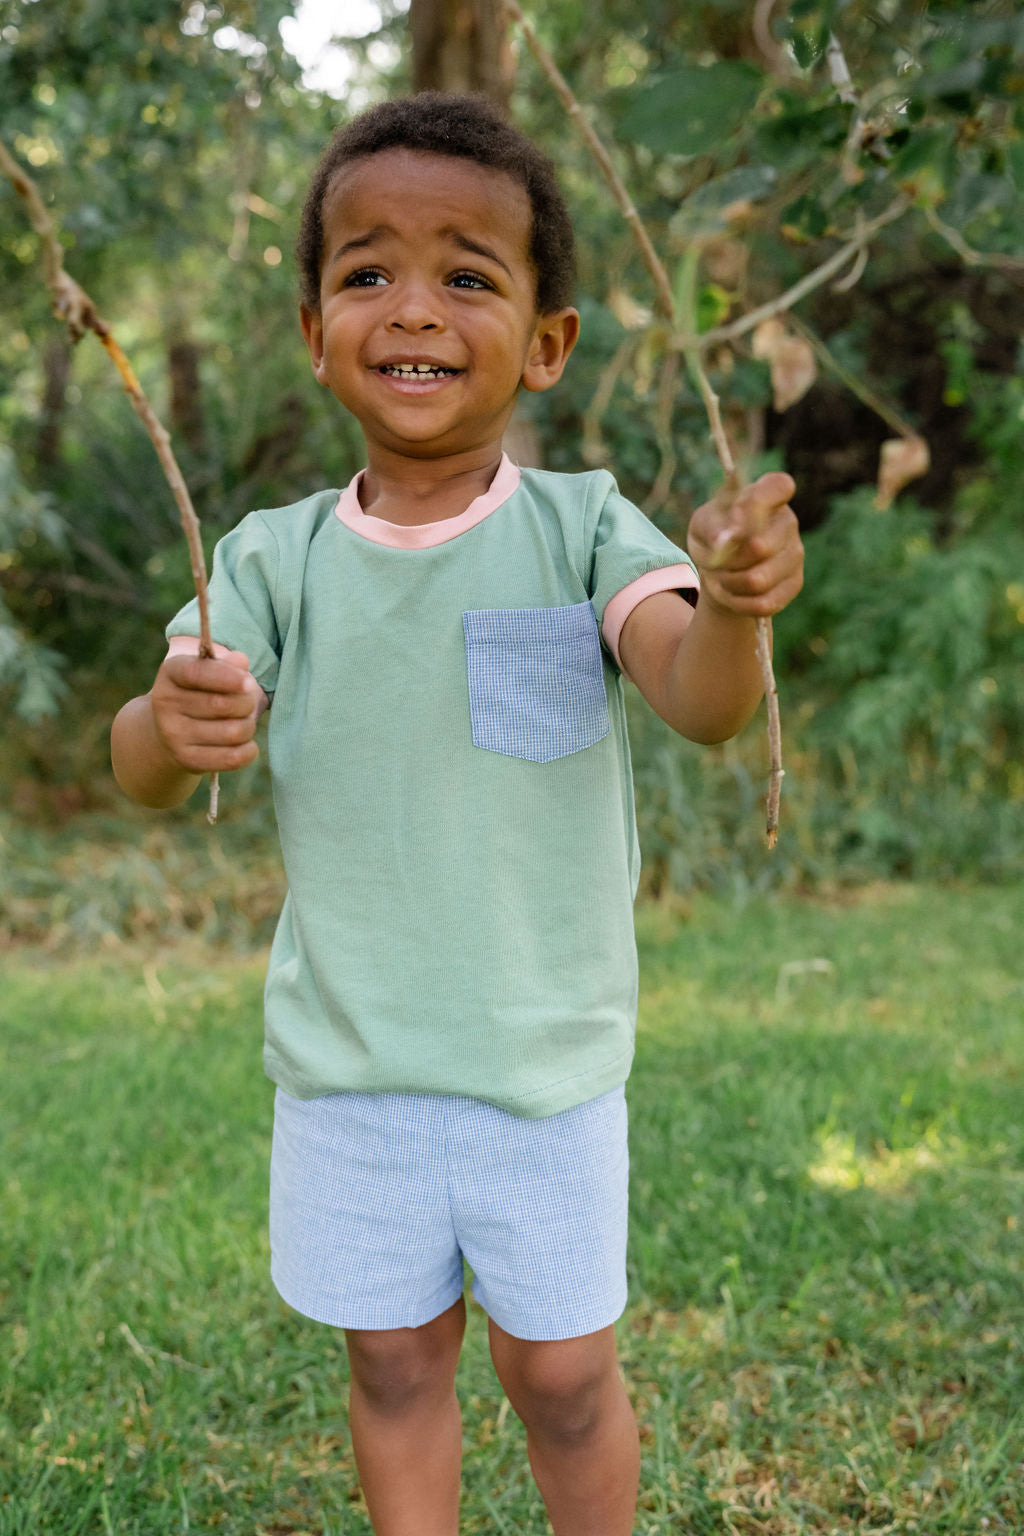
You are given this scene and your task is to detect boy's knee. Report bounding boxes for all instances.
[346,1301,464,1414]
[491,1330,618,1446]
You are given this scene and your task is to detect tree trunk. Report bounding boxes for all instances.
[168,338,206,457]
[37,335,70,466]
[410,0,513,113]
[409,0,545,463]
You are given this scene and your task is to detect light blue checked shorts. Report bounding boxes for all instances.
[268,1084,628,1340]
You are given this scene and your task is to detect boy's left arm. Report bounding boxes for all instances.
[618,472,803,744]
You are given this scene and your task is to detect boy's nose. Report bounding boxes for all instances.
[386,279,444,332]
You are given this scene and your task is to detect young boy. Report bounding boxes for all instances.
[112,93,802,1536]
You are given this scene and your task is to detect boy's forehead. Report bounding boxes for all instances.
[322,148,533,259]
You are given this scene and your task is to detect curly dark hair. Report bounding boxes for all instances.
[295,92,576,315]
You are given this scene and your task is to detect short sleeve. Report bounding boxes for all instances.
[164,511,281,696]
[588,479,699,674]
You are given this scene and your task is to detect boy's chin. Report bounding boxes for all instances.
[359,418,516,460]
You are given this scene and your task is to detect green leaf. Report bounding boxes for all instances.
[697,284,732,332]
[618,63,763,157]
[911,58,984,104]
[670,165,777,239]
[1007,139,1024,192]
[780,193,828,242]
[790,23,828,70]
[891,127,957,205]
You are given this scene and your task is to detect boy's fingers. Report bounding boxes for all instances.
[712,540,804,602]
[692,473,798,568]
[719,474,797,539]
[698,504,799,573]
[175,718,260,751]
[744,471,796,509]
[173,742,261,774]
[173,686,261,721]
[163,653,254,694]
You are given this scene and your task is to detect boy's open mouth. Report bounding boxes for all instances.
[377,363,461,379]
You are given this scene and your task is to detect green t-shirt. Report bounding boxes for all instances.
[166,457,698,1117]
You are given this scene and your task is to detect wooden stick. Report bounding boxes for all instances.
[503,0,675,320]
[0,136,221,824]
[504,0,784,844]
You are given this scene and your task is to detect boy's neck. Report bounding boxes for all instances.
[358,443,506,527]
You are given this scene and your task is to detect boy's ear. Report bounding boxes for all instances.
[300,304,328,384]
[521,307,580,394]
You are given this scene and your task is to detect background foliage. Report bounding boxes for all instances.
[1,0,1022,929]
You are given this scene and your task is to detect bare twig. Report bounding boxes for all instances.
[504,2,784,843]
[839,78,902,182]
[502,0,675,321]
[41,573,149,609]
[787,314,919,440]
[923,205,1024,272]
[826,31,858,105]
[582,334,638,467]
[646,350,680,514]
[832,240,868,293]
[752,0,793,76]
[0,135,221,823]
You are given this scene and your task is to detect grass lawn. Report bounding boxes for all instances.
[1,883,1021,1534]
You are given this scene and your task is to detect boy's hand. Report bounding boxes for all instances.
[687,471,803,618]
[151,649,264,774]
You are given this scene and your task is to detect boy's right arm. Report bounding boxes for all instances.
[111,649,266,808]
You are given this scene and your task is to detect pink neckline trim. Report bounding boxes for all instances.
[333,453,522,549]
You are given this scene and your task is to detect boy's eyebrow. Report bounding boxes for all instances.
[327,226,390,268]
[448,232,514,279]
[327,225,515,280]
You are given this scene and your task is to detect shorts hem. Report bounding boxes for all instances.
[472,1280,629,1342]
[271,1270,466,1332]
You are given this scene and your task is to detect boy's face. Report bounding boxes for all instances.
[300,149,578,462]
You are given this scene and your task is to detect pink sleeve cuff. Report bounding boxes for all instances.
[601,563,700,674]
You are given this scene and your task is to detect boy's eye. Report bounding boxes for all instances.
[344,267,388,288]
[449,270,494,291]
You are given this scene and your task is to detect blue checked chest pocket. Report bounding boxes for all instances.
[462,601,611,763]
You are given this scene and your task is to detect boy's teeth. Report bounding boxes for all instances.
[382,363,456,377]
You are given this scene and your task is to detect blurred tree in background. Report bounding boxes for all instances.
[1,0,1022,915]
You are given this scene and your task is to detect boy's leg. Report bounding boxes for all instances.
[345,1295,466,1536]
[488,1318,640,1536]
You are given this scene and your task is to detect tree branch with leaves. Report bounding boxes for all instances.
[0,135,222,824]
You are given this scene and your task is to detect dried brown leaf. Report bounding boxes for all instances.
[876,435,930,508]
[770,335,817,411]
[751,320,817,410]
[606,286,653,330]
[751,316,787,360]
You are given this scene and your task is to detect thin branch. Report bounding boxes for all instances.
[923,205,1024,273]
[752,0,793,76]
[0,135,221,824]
[683,196,910,351]
[826,31,858,105]
[66,526,139,587]
[787,314,918,441]
[840,78,902,182]
[646,350,680,515]
[832,239,868,293]
[504,3,783,844]
[582,334,638,468]
[42,573,149,609]
[502,0,675,321]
